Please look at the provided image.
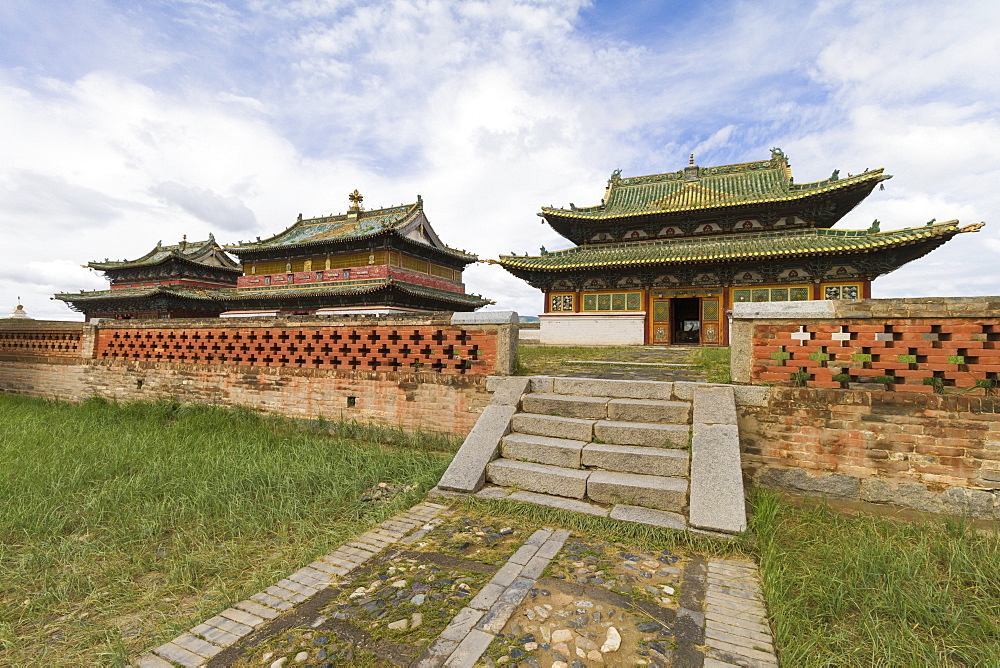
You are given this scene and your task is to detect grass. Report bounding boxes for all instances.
[693,346,731,383]
[5,391,998,666]
[0,395,456,666]
[515,344,643,376]
[457,495,753,558]
[752,490,1000,666]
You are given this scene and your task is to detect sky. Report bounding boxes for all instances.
[1,0,999,320]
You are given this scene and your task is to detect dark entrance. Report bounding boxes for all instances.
[672,297,700,344]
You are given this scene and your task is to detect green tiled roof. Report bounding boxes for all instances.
[55,285,220,303]
[496,221,978,271]
[88,234,241,272]
[57,280,493,308]
[227,199,476,262]
[230,279,492,306]
[234,205,415,248]
[543,150,891,220]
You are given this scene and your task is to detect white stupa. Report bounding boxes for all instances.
[4,303,31,319]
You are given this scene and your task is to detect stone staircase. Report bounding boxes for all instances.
[486,378,692,525]
[436,376,748,535]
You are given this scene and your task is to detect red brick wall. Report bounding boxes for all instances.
[94,325,495,375]
[0,315,513,435]
[752,320,1000,394]
[740,387,1000,491]
[0,360,487,433]
[0,323,83,359]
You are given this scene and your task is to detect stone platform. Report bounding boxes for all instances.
[134,501,778,667]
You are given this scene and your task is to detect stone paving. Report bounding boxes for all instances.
[135,501,777,667]
[520,347,707,383]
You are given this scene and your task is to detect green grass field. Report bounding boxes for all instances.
[0,395,456,665]
[2,394,997,666]
[752,491,1000,666]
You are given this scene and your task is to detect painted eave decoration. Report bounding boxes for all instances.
[494,220,982,272]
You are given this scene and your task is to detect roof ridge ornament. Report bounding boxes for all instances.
[348,189,364,211]
[960,222,985,233]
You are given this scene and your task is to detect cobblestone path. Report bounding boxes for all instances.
[136,502,777,667]
[520,347,708,383]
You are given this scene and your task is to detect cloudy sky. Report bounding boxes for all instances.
[2,0,998,320]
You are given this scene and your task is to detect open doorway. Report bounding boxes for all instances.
[672,297,700,344]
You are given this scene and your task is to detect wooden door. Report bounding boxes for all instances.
[651,299,671,344]
[701,297,721,344]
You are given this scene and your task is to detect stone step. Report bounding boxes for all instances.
[587,470,688,512]
[512,413,594,441]
[548,377,674,401]
[501,432,586,468]
[582,443,688,478]
[486,459,590,499]
[522,393,690,424]
[594,420,689,448]
[521,393,608,420]
[607,398,690,424]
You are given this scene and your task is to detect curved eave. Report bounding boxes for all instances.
[542,170,888,222]
[55,286,220,303]
[227,279,491,307]
[89,252,242,274]
[228,228,478,264]
[494,221,977,273]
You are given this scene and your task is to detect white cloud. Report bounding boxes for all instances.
[150,181,259,232]
[1,0,999,321]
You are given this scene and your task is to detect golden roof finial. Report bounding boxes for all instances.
[689,153,695,166]
[348,189,363,211]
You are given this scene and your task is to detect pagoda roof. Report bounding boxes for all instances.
[55,284,220,306]
[542,149,891,223]
[88,234,241,273]
[228,279,492,308]
[226,198,477,263]
[495,220,983,272]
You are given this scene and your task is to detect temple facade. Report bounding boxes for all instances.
[56,235,241,320]
[56,193,490,320]
[222,192,489,316]
[496,149,982,346]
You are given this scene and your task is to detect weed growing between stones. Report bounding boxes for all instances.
[420,514,539,565]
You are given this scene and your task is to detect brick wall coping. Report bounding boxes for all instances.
[0,319,85,331]
[732,296,1000,320]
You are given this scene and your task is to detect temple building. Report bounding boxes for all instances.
[55,235,241,320]
[222,192,490,316]
[55,193,490,320]
[496,149,983,346]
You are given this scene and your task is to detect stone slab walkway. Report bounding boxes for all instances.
[135,501,777,667]
[519,347,708,383]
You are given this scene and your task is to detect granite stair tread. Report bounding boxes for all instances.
[582,442,689,477]
[511,413,595,441]
[486,459,590,499]
[500,432,587,468]
[593,419,689,448]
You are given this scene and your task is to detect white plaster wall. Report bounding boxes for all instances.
[539,313,646,345]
